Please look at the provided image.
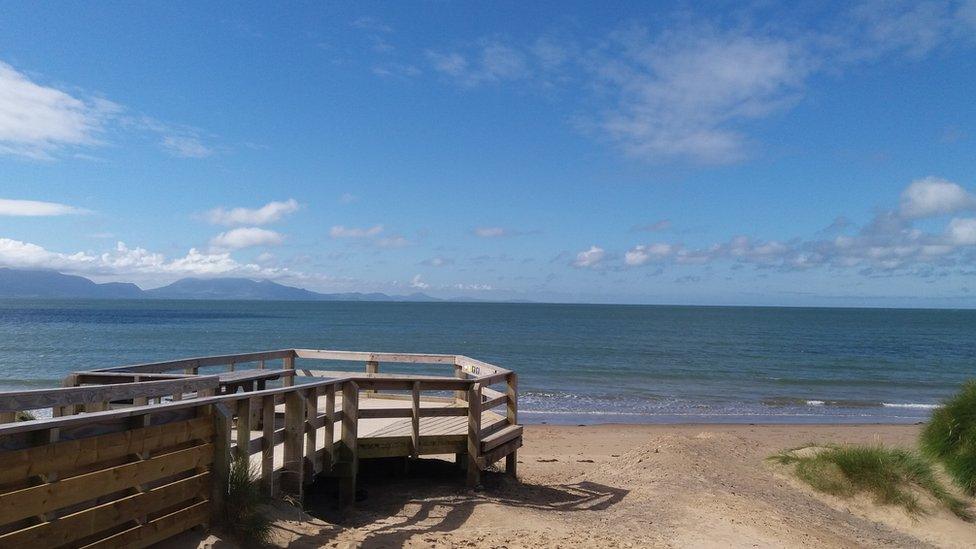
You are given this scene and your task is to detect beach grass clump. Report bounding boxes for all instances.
[221,455,274,547]
[15,411,35,421]
[770,444,971,520]
[920,381,976,496]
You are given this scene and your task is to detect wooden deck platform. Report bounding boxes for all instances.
[0,349,522,548]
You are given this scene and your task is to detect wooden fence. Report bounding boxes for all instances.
[0,349,521,548]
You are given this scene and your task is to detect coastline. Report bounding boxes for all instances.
[174,422,975,548]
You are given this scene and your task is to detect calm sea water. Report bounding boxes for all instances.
[0,299,973,424]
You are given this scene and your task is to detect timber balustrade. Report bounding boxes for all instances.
[0,349,521,548]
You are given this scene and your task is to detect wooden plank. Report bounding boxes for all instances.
[281,391,304,497]
[0,377,220,413]
[411,382,420,459]
[505,372,518,477]
[338,381,358,508]
[358,408,413,419]
[0,472,210,547]
[210,403,232,521]
[235,398,251,459]
[78,499,210,549]
[483,393,507,410]
[261,395,275,496]
[466,383,482,487]
[0,416,213,485]
[295,349,457,364]
[0,443,213,525]
[282,355,295,387]
[95,349,295,374]
[323,384,335,472]
[479,436,523,469]
[481,425,523,452]
[305,388,319,475]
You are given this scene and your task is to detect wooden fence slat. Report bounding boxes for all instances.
[323,384,335,472]
[466,383,482,487]
[411,382,420,459]
[77,499,210,549]
[261,395,275,496]
[0,378,219,413]
[0,416,213,485]
[0,472,210,547]
[0,443,213,525]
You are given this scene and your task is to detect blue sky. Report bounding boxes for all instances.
[1,1,975,306]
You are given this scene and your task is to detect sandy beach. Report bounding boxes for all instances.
[173,422,976,548]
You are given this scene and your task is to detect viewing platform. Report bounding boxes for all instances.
[0,349,521,548]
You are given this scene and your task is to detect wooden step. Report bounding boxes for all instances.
[481,424,522,452]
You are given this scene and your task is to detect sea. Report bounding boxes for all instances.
[1,299,973,424]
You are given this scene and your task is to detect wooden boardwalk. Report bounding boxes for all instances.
[0,349,522,548]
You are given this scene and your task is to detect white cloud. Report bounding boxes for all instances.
[0,198,89,216]
[572,245,606,268]
[948,218,976,245]
[209,227,284,250]
[588,27,809,164]
[422,256,452,267]
[625,243,673,266]
[0,61,116,159]
[0,237,291,280]
[339,193,359,204]
[899,177,976,218]
[410,274,430,289]
[330,224,384,238]
[473,227,507,238]
[428,42,528,85]
[206,199,300,226]
[376,235,411,248]
[161,135,213,158]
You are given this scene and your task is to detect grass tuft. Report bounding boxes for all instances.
[770,444,971,520]
[222,455,274,547]
[15,411,35,422]
[920,380,976,496]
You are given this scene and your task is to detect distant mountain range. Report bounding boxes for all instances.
[0,268,452,302]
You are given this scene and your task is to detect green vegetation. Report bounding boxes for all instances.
[770,444,971,520]
[221,455,274,547]
[921,381,976,496]
[15,411,35,421]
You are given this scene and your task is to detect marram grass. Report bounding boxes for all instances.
[222,455,274,547]
[920,380,976,496]
[770,444,971,520]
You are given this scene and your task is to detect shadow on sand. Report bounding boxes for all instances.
[276,456,629,547]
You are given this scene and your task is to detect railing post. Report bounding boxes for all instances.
[235,397,251,460]
[305,387,319,476]
[261,395,276,496]
[505,372,518,477]
[282,355,295,387]
[324,383,336,473]
[411,381,421,459]
[364,360,378,395]
[282,390,305,499]
[212,402,233,523]
[454,363,468,403]
[466,382,482,487]
[339,381,359,508]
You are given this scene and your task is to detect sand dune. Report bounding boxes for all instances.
[173,423,975,548]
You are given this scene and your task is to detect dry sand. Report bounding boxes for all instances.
[174,423,976,548]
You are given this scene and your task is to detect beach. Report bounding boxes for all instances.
[175,422,975,548]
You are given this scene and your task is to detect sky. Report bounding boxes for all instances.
[1,1,975,307]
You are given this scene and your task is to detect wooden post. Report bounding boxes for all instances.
[212,403,234,522]
[339,381,359,508]
[411,381,421,459]
[454,364,468,403]
[235,398,251,460]
[305,387,319,476]
[323,383,336,472]
[466,383,482,487]
[133,376,148,406]
[282,390,305,499]
[364,360,378,395]
[282,355,295,387]
[505,372,518,477]
[261,395,275,496]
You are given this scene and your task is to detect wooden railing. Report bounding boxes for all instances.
[0,349,521,547]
